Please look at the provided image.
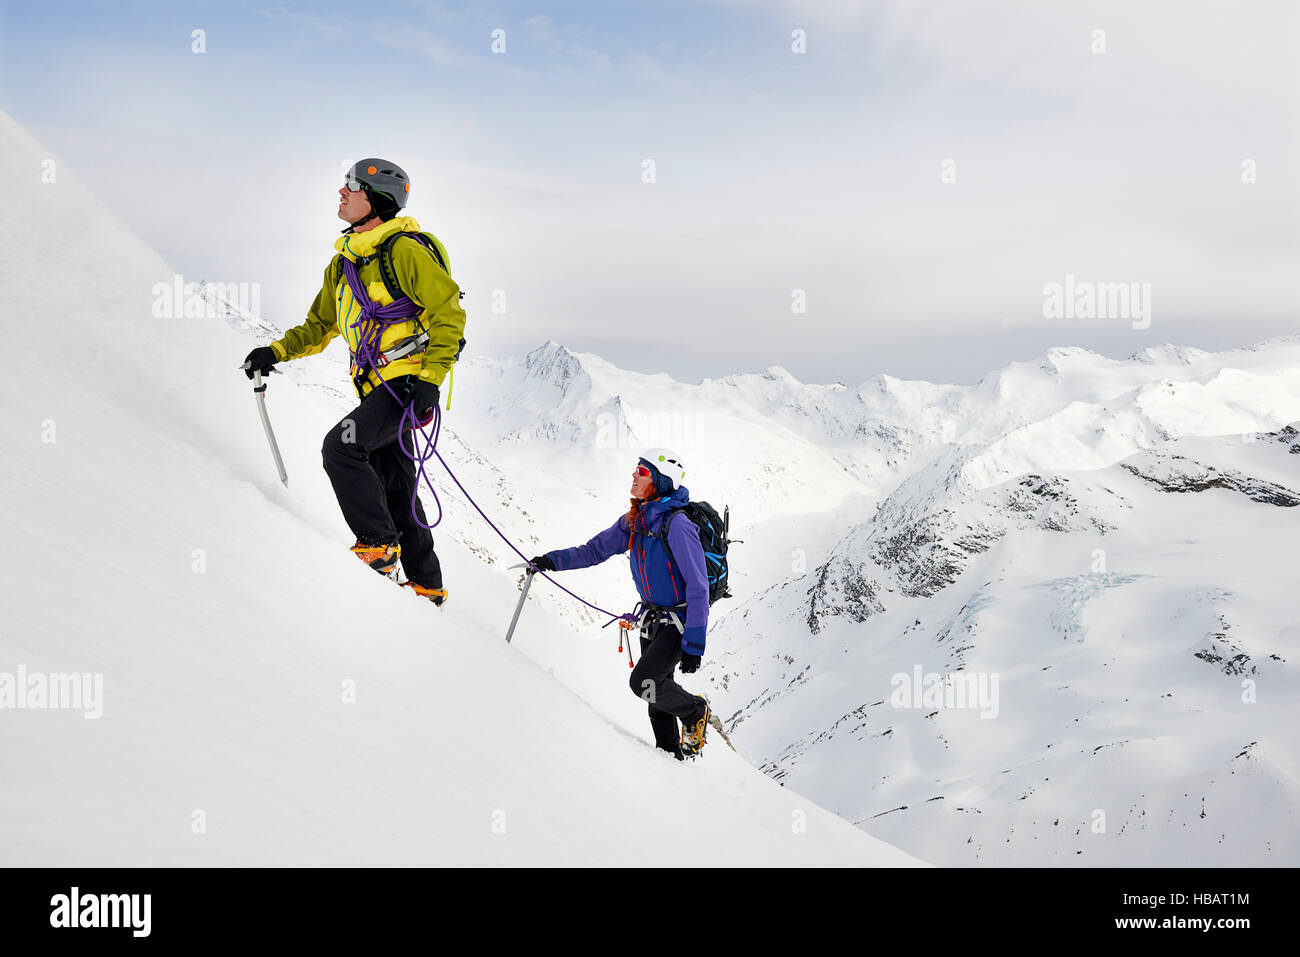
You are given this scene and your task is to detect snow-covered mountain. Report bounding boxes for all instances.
[367,322,1300,868]
[6,99,1297,869]
[216,280,1300,868]
[699,348,1300,867]
[446,329,1300,867]
[0,107,921,867]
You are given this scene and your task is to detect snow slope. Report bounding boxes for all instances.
[700,354,1300,866]
[0,108,923,867]
[197,256,1300,868]
[9,97,1296,869]
[188,250,1300,870]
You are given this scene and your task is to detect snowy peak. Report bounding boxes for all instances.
[1034,345,1106,377]
[523,340,590,396]
[761,365,801,384]
[1128,343,1212,366]
[464,333,1300,537]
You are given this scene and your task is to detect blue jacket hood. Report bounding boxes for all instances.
[640,485,690,528]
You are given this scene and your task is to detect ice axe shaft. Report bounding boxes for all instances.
[505,567,536,643]
[249,368,288,487]
[708,713,737,752]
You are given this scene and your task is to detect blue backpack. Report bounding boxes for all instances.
[653,502,735,604]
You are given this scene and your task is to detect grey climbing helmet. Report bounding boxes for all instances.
[344,158,410,211]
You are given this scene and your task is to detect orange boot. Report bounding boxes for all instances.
[681,697,711,759]
[350,542,401,581]
[402,582,448,606]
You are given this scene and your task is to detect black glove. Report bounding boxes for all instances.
[679,653,701,674]
[528,555,555,573]
[243,346,278,379]
[399,375,440,414]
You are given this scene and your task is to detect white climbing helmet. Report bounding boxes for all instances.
[639,448,686,489]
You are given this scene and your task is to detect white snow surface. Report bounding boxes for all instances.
[5,104,1299,868]
[0,109,922,867]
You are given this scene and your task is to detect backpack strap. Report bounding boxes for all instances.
[642,507,680,541]
[644,507,683,575]
[379,233,460,303]
[378,233,467,360]
[333,236,437,310]
[376,233,411,303]
[337,234,467,370]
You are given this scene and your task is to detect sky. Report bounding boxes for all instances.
[2,0,1297,386]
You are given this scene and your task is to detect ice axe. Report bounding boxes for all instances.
[504,563,537,643]
[239,364,288,487]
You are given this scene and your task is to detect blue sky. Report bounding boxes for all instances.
[3,0,1297,385]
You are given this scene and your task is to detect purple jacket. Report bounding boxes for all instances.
[546,486,710,655]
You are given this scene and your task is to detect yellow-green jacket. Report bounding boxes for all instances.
[270,216,466,397]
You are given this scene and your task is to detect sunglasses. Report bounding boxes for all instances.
[343,178,368,193]
[634,465,652,478]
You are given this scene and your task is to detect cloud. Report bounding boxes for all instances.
[524,15,557,45]
[626,51,687,92]
[523,14,612,72]
[371,26,472,69]
[368,24,536,79]
[260,6,349,40]
[740,0,1299,99]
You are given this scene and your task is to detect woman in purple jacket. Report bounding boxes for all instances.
[530,449,712,759]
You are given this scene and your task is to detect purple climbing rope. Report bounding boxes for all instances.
[340,257,422,386]
[342,255,635,627]
[417,406,635,628]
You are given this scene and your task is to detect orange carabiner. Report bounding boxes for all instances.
[617,619,636,667]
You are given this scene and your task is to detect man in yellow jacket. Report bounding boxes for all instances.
[242,159,466,605]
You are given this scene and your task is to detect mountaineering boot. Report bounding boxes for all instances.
[402,581,448,606]
[350,541,401,581]
[680,696,710,759]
